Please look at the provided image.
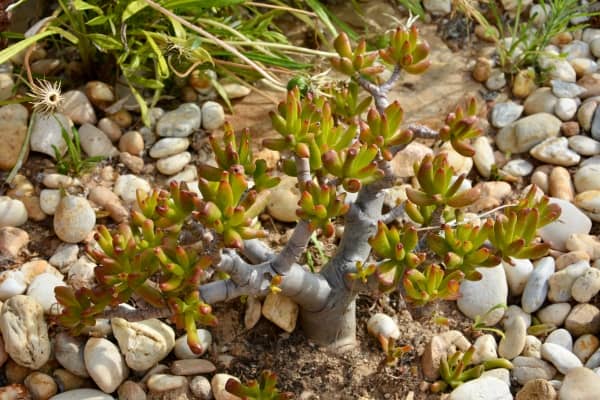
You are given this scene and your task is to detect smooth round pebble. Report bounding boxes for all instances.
[156,151,191,175]
[522,257,555,313]
[190,376,212,400]
[542,342,583,374]
[84,338,129,393]
[26,272,66,314]
[0,196,27,227]
[201,101,225,130]
[149,138,189,158]
[53,196,96,243]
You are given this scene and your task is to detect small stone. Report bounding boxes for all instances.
[149,138,190,159]
[572,268,600,302]
[513,68,537,98]
[244,296,262,330]
[539,198,592,251]
[0,196,28,227]
[98,118,122,142]
[557,251,590,270]
[89,186,128,223]
[0,295,51,369]
[222,83,251,99]
[53,369,86,392]
[485,69,507,90]
[472,137,495,178]
[0,227,29,258]
[0,116,27,171]
[562,121,581,136]
[171,359,216,375]
[548,260,589,302]
[530,137,581,166]
[267,176,300,222]
[49,389,115,400]
[524,88,558,115]
[114,175,151,204]
[560,367,600,400]
[78,123,118,158]
[0,384,30,399]
[119,131,144,156]
[262,292,299,333]
[491,101,523,128]
[156,152,191,175]
[572,58,599,76]
[27,272,66,314]
[498,315,527,359]
[546,329,573,351]
[59,90,96,125]
[201,101,225,130]
[470,334,498,364]
[20,259,62,284]
[551,80,587,98]
[457,264,507,324]
[54,196,96,243]
[147,374,187,392]
[85,81,115,110]
[542,342,583,374]
[573,334,600,363]
[503,258,533,296]
[111,317,175,371]
[212,374,241,400]
[575,190,600,222]
[523,335,543,358]
[592,106,600,140]
[190,376,212,400]
[117,381,146,400]
[173,329,212,359]
[566,234,600,259]
[157,103,201,137]
[537,303,572,327]
[544,58,577,82]
[513,357,557,385]
[423,0,451,14]
[439,142,472,175]
[0,72,13,101]
[390,142,433,178]
[54,332,88,378]
[39,189,61,215]
[569,135,600,156]
[522,257,555,313]
[24,371,58,400]
[496,112,561,153]
[449,377,511,400]
[516,379,557,400]
[575,164,600,193]
[472,57,492,82]
[67,256,96,290]
[5,359,30,383]
[119,152,144,174]
[565,304,600,336]
[577,100,596,131]
[549,167,574,201]
[422,330,472,380]
[555,98,578,121]
[84,337,129,393]
[502,159,533,176]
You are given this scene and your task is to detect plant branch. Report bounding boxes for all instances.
[272,220,312,274]
[241,239,274,264]
[99,303,173,321]
[382,204,406,224]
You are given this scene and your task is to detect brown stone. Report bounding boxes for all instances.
[565,303,600,337]
[561,121,580,137]
[0,123,28,171]
[516,379,557,400]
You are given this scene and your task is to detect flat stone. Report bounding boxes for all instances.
[491,101,523,127]
[530,137,581,166]
[512,356,557,385]
[548,260,589,302]
[78,123,118,158]
[59,90,96,125]
[565,304,600,336]
[516,379,557,400]
[542,342,583,374]
[569,135,600,156]
[574,334,600,363]
[551,80,587,98]
[84,338,129,393]
[30,113,73,159]
[149,138,190,158]
[522,257,555,313]
[539,198,592,251]
[156,103,201,137]
[537,303,572,327]
[171,359,216,375]
[449,376,512,400]
[560,367,600,400]
[572,268,600,302]
[545,329,573,351]
[49,389,115,400]
[262,292,299,333]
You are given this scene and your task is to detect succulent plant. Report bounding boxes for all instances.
[430,347,513,392]
[225,371,293,400]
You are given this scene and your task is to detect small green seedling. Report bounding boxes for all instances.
[53,124,104,176]
[225,370,293,400]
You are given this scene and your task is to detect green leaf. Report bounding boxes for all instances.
[0,31,60,65]
[88,33,124,52]
[305,0,337,37]
[143,32,169,78]
[86,15,109,26]
[47,26,79,44]
[72,0,104,14]
[122,0,149,22]
[169,17,186,39]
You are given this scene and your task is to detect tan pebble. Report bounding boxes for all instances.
[146,374,187,392]
[53,369,87,391]
[561,121,580,137]
[171,359,216,375]
[119,131,144,156]
[24,372,58,400]
[566,234,600,260]
[110,109,133,128]
[21,196,47,222]
[472,57,493,82]
[512,68,537,98]
[118,380,147,400]
[98,117,122,142]
[5,359,31,383]
[556,251,590,270]
[89,186,128,223]
[0,384,30,399]
[549,167,575,201]
[119,152,144,174]
[551,31,573,46]
[181,86,198,102]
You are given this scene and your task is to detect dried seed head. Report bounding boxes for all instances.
[28,79,64,115]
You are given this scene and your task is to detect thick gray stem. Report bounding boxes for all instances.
[271,220,312,274]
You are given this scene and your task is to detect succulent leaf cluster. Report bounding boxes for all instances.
[431,347,513,392]
[225,371,293,400]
